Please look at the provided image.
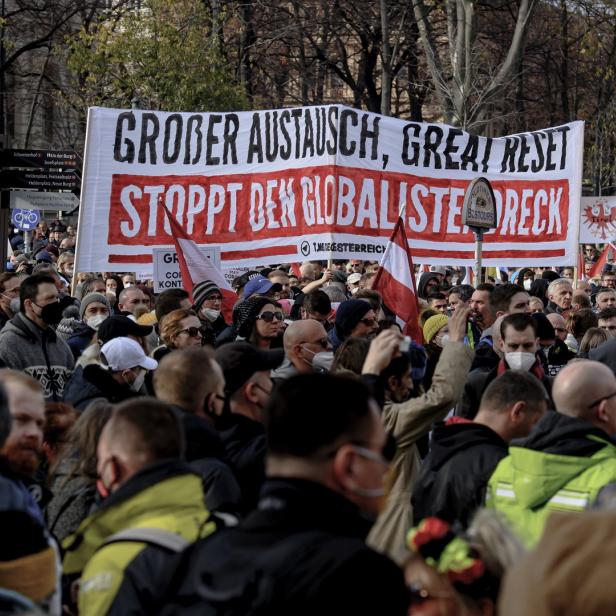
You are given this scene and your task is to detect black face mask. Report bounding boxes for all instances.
[34,300,65,326]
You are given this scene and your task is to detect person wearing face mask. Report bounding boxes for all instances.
[421,313,449,390]
[192,279,228,345]
[271,319,331,382]
[457,313,554,420]
[64,337,157,411]
[62,398,214,616]
[0,274,74,401]
[0,272,24,330]
[66,292,110,360]
[159,374,408,615]
[214,342,285,512]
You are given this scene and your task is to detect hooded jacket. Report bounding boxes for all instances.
[63,364,137,411]
[486,412,616,546]
[411,419,508,526]
[367,340,474,564]
[62,460,214,616]
[417,272,440,299]
[0,313,74,401]
[159,478,408,616]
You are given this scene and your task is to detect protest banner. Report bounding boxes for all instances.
[152,245,221,293]
[74,105,584,273]
[579,196,616,244]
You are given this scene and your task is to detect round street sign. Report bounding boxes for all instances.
[461,177,498,230]
[11,208,40,231]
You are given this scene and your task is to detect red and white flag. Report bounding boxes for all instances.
[372,217,423,343]
[588,242,616,279]
[461,266,474,286]
[578,246,586,281]
[162,205,236,321]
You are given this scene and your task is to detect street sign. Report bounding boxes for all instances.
[0,169,79,191]
[10,190,79,211]
[152,246,221,293]
[0,149,78,169]
[461,177,498,229]
[11,208,40,231]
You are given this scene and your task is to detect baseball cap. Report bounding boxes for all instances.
[101,337,158,372]
[347,273,362,284]
[243,276,282,298]
[214,342,284,396]
[97,315,153,344]
[429,266,447,275]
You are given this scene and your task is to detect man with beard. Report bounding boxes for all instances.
[0,370,59,612]
[0,274,74,401]
[0,272,23,330]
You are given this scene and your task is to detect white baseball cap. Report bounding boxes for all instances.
[347,273,362,284]
[101,337,158,372]
[429,266,447,275]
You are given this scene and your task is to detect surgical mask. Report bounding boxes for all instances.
[523,278,532,291]
[434,333,450,348]
[350,287,359,295]
[505,351,536,371]
[202,308,220,323]
[124,283,134,288]
[125,369,146,392]
[9,298,20,314]
[65,267,74,276]
[86,314,107,331]
[304,349,334,373]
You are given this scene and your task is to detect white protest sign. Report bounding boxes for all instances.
[579,196,616,244]
[152,245,221,293]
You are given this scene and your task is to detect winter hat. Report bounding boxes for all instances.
[334,299,373,340]
[423,314,449,343]
[79,293,110,320]
[347,273,362,285]
[541,270,560,282]
[331,270,348,283]
[235,295,279,339]
[531,312,556,343]
[193,280,221,311]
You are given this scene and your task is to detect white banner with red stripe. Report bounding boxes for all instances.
[75,106,584,273]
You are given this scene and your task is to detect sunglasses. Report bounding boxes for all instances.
[257,311,283,322]
[179,327,202,338]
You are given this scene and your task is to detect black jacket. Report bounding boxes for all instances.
[412,420,508,526]
[66,322,95,360]
[172,407,243,515]
[63,364,137,411]
[219,414,266,513]
[160,478,408,616]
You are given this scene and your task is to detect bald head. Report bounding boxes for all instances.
[547,313,567,342]
[552,361,616,432]
[283,319,329,374]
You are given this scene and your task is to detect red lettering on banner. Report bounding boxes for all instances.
[108,168,569,246]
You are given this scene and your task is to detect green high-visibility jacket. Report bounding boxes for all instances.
[486,432,616,547]
[62,460,215,616]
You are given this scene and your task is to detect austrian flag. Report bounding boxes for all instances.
[373,218,423,343]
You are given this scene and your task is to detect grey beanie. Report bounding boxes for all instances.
[79,292,111,320]
[192,279,221,311]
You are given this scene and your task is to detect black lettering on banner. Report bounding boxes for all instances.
[303,109,315,158]
[316,108,327,156]
[340,109,358,156]
[531,132,545,173]
[545,130,557,171]
[359,115,380,160]
[184,115,203,164]
[138,113,160,164]
[163,114,183,164]
[247,113,263,163]
[460,134,479,171]
[206,114,222,165]
[423,126,443,168]
[223,114,239,164]
[444,128,463,170]
[327,107,338,155]
[517,134,530,172]
[559,126,570,169]
[291,109,303,159]
[265,111,279,163]
[402,123,421,165]
[279,110,292,160]
[481,137,492,173]
[500,137,517,173]
[114,112,136,163]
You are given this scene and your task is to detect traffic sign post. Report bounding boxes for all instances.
[0,149,78,169]
[11,208,40,231]
[9,190,79,211]
[0,169,79,191]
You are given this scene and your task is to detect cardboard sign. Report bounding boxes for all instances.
[152,245,221,292]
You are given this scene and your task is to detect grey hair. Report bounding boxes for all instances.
[547,278,572,296]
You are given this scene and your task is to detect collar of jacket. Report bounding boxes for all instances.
[498,357,545,381]
[244,477,374,540]
[10,312,56,342]
[62,459,204,573]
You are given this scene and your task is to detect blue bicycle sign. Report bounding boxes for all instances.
[11,208,40,231]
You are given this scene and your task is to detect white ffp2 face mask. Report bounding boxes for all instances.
[505,351,536,371]
[202,308,220,322]
[86,314,107,331]
[523,278,532,291]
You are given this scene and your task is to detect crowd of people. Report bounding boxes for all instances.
[1,220,616,614]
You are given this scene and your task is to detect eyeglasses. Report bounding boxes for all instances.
[179,327,202,338]
[256,311,283,322]
[588,391,616,409]
[360,318,377,327]
[304,337,329,349]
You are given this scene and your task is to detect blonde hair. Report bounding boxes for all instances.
[159,308,197,347]
[0,369,42,394]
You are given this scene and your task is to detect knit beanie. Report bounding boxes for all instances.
[334,299,373,340]
[79,292,111,320]
[423,314,449,343]
[236,295,277,339]
[193,279,221,311]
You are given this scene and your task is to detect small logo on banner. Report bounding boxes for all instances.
[582,199,616,241]
[300,241,311,257]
